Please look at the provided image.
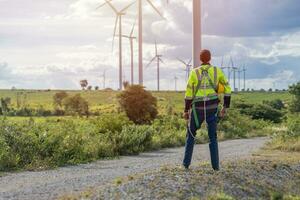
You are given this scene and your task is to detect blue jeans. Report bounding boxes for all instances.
[183,109,219,170]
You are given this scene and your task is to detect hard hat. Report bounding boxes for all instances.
[217,83,225,94]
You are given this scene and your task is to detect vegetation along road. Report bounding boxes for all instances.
[0,137,268,200]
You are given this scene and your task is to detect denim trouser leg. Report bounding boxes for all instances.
[207,115,219,170]
[183,111,202,167]
[183,109,219,170]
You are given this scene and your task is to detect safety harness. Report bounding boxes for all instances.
[188,66,220,139]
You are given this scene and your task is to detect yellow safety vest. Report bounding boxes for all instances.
[185,65,231,100]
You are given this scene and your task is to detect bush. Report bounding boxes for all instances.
[118,85,158,124]
[289,82,300,113]
[117,125,153,155]
[239,104,283,123]
[53,91,68,109]
[219,109,270,139]
[63,94,89,117]
[263,99,285,110]
[287,114,300,136]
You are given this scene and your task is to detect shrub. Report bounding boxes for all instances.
[287,114,300,136]
[219,109,270,139]
[63,94,89,117]
[117,85,158,124]
[116,125,154,155]
[53,91,68,109]
[240,104,283,123]
[289,82,300,113]
[263,99,285,110]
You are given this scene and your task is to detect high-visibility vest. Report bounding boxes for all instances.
[185,65,231,100]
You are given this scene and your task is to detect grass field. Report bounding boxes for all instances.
[0,89,291,114]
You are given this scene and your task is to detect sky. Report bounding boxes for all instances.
[0,0,299,90]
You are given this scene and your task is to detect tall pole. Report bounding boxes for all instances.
[103,71,106,89]
[193,0,201,67]
[138,0,143,85]
[233,69,236,92]
[174,76,178,92]
[130,38,134,85]
[238,69,241,91]
[157,57,160,91]
[243,68,246,91]
[119,16,123,90]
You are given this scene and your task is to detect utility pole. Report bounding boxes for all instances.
[193,0,201,67]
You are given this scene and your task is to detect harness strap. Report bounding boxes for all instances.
[191,66,218,129]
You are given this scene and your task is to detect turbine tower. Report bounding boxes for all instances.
[174,76,178,92]
[178,58,192,81]
[146,41,164,91]
[193,0,201,67]
[98,0,135,90]
[137,0,165,86]
[242,65,247,91]
[121,21,136,85]
[100,69,108,89]
[229,56,238,92]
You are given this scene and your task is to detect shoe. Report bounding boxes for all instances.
[181,164,189,170]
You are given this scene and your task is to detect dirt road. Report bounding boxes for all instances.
[0,137,268,200]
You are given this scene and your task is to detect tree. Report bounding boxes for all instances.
[53,91,68,109]
[95,86,99,90]
[63,94,89,117]
[80,80,88,90]
[87,86,92,91]
[118,85,158,124]
[0,97,11,114]
[289,82,300,113]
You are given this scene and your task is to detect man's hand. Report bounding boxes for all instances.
[219,107,227,118]
[183,112,189,121]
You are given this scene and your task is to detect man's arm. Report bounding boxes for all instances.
[184,70,197,116]
[218,68,232,108]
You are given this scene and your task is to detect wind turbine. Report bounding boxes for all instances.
[220,56,231,81]
[174,76,178,92]
[229,56,238,92]
[237,67,242,91]
[146,41,164,91]
[242,65,247,91]
[120,21,137,85]
[177,58,192,81]
[100,69,108,89]
[137,0,165,86]
[98,0,136,90]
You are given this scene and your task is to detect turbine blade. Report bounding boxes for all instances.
[112,16,119,51]
[146,0,165,19]
[130,18,137,37]
[96,0,111,9]
[177,58,187,65]
[120,1,136,13]
[159,58,164,64]
[105,0,118,14]
[146,57,156,68]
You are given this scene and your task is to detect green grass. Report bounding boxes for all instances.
[0,90,291,114]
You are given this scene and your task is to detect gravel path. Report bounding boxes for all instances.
[0,137,268,200]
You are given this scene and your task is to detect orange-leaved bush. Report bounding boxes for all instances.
[118,85,158,124]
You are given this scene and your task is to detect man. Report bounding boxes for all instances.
[183,49,232,171]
